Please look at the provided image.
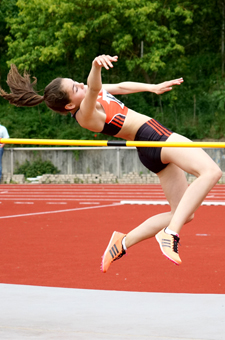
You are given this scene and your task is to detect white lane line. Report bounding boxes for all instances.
[0,189,162,193]
[0,203,121,219]
[0,186,163,191]
[120,200,225,206]
[0,193,164,198]
[0,193,166,198]
[1,188,127,190]
[201,201,225,205]
[0,198,122,201]
[46,202,67,205]
[121,200,169,205]
[14,202,34,204]
[79,202,100,205]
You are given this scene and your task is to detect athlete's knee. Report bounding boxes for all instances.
[206,165,222,185]
[213,166,222,182]
[199,162,222,183]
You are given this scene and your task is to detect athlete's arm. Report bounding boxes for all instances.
[80,55,118,118]
[102,78,183,95]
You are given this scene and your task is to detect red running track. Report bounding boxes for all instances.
[0,184,224,294]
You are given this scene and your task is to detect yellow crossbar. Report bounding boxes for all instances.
[1,138,225,148]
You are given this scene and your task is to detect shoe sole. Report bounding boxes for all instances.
[101,231,117,273]
[155,234,180,265]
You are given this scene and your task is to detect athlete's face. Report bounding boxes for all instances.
[62,78,87,111]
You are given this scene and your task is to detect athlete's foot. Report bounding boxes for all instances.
[155,228,182,265]
[101,231,126,273]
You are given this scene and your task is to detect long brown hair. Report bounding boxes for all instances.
[0,65,70,114]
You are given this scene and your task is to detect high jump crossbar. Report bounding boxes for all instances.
[1,138,225,148]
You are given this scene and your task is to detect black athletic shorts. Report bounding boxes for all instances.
[134,119,173,174]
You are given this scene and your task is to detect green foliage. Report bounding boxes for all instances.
[0,0,18,81]
[5,0,192,75]
[0,0,224,140]
[14,158,60,178]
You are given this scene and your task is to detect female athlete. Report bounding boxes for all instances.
[0,55,222,272]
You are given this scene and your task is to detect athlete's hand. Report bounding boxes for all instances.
[93,55,118,70]
[154,78,184,95]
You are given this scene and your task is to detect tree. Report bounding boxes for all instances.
[2,0,225,140]
[5,0,193,80]
[0,0,18,79]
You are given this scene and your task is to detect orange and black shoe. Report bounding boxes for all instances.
[101,231,126,273]
[155,228,182,265]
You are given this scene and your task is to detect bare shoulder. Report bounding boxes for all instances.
[76,104,105,132]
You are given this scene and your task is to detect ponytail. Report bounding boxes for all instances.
[0,64,44,107]
[0,65,70,114]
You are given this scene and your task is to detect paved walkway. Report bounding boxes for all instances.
[0,284,224,340]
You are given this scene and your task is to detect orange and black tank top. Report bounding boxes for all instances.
[97,89,128,136]
[72,89,128,136]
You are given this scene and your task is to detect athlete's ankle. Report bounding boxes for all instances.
[122,236,127,251]
[165,227,179,237]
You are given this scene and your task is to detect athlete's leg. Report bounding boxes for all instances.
[101,132,222,271]
[160,133,222,234]
[102,163,191,272]
[124,163,192,248]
